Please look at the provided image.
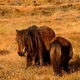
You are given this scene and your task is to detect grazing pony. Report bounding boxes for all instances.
[50,37,73,76]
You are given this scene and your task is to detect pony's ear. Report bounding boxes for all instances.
[16,29,19,33]
[24,30,29,35]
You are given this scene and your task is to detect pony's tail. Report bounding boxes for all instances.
[50,43,62,72]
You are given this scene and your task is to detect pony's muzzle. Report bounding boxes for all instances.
[18,52,25,56]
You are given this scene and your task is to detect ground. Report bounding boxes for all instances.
[0,0,80,80]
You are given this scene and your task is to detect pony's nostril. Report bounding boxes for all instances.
[18,52,24,56]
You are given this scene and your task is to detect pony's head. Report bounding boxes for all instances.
[16,29,29,56]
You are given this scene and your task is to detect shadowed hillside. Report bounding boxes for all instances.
[0,0,80,18]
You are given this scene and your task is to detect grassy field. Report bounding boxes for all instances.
[0,0,80,80]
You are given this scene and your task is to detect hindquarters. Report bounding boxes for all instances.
[61,43,73,72]
[27,25,43,66]
[39,26,55,64]
[39,26,55,51]
[50,37,73,76]
[33,31,43,66]
[50,42,62,76]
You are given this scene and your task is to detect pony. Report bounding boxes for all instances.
[50,37,73,76]
[16,25,55,68]
[16,25,43,68]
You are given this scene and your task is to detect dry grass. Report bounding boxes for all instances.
[0,0,80,80]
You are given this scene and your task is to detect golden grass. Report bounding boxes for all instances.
[0,1,80,80]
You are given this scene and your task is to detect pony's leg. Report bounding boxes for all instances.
[26,53,29,69]
[52,61,61,76]
[63,61,70,73]
[39,52,43,66]
[58,64,62,76]
[32,56,35,66]
[26,53,28,69]
[26,55,28,69]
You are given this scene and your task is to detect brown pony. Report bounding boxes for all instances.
[16,25,55,68]
[16,25,43,68]
[50,37,73,76]
[39,26,55,64]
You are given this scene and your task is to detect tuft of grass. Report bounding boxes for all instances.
[0,50,10,55]
[69,36,76,40]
